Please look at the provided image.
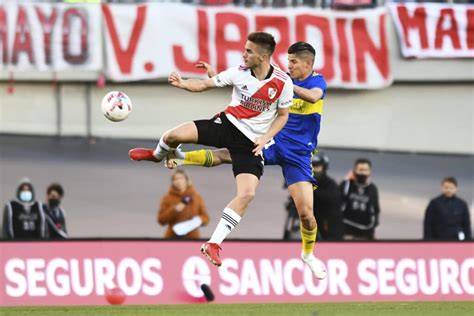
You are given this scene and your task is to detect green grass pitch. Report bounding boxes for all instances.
[1,302,473,316]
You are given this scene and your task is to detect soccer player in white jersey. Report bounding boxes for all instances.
[129,32,293,266]
[166,42,328,280]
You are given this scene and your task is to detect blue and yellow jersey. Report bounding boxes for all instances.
[275,71,327,152]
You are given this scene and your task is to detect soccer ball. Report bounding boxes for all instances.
[101,91,132,122]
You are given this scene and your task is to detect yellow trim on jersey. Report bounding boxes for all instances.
[290,98,323,115]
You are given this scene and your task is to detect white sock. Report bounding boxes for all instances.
[208,208,241,245]
[301,251,314,261]
[153,136,172,159]
[174,145,185,159]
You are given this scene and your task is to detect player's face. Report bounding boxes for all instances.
[172,173,188,192]
[354,163,371,177]
[47,190,61,201]
[287,54,312,81]
[441,182,457,198]
[243,41,265,68]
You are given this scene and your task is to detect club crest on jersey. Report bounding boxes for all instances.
[268,88,277,99]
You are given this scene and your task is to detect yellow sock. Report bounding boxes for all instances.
[183,150,214,167]
[300,224,317,255]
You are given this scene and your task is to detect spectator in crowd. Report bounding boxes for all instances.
[157,169,209,239]
[312,153,343,240]
[43,183,68,240]
[340,158,380,240]
[423,177,471,241]
[2,178,47,240]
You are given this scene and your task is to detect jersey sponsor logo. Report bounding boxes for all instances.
[280,99,292,107]
[226,78,286,119]
[290,99,323,115]
[239,94,272,112]
[225,105,261,119]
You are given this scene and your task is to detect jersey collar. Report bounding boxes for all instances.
[250,65,274,80]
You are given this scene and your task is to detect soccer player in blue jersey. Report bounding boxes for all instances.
[167,42,327,279]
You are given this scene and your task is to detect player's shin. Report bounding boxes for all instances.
[182,150,214,167]
[208,208,241,244]
[300,223,317,259]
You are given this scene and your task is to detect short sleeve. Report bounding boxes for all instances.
[278,79,294,109]
[310,75,327,98]
[212,67,238,87]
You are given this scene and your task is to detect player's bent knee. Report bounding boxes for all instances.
[296,202,313,216]
[236,190,256,203]
[299,210,315,223]
[163,130,180,146]
[300,212,314,220]
[162,131,172,144]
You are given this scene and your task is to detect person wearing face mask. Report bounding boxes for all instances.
[2,178,46,240]
[312,153,343,241]
[340,158,381,240]
[43,183,68,240]
[423,177,471,241]
[157,169,210,239]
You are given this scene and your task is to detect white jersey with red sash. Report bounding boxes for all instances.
[213,65,293,142]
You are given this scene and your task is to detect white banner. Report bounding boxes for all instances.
[0,3,102,72]
[389,3,474,58]
[103,4,392,89]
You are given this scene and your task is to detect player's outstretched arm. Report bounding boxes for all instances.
[168,71,216,92]
[253,107,289,156]
[293,86,324,103]
[196,61,217,78]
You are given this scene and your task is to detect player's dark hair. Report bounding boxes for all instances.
[288,42,316,56]
[288,42,316,65]
[247,32,276,56]
[354,158,372,168]
[442,176,458,187]
[47,183,64,197]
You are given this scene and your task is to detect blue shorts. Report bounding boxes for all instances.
[263,140,315,186]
